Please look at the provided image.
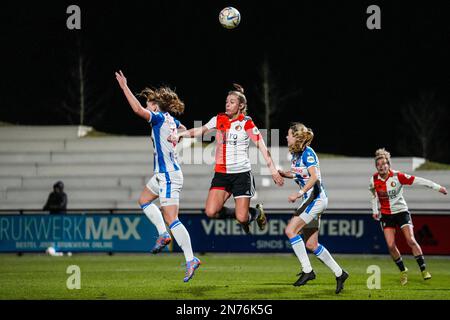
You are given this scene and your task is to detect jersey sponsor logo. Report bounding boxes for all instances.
[252,127,260,135]
[291,167,303,174]
[388,190,398,199]
[404,174,411,179]
[226,133,238,140]
[223,132,238,145]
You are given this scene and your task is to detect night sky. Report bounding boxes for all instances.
[1,1,450,162]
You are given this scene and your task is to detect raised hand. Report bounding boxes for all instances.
[115,70,127,90]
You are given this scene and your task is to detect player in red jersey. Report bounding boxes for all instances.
[369,148,447,285]
[171,84,284,233]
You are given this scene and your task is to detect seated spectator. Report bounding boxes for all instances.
[43,181,67,214]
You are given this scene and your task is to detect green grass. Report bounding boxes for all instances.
[0,254,449,300]
[417,161,450,170]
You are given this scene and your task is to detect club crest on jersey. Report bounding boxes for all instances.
[391,181,397,187]
[235,125,242,131]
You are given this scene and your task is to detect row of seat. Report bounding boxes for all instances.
[0,125,447,211]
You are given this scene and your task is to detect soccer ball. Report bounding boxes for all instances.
[46,246,56,255]
[219,7,241,29]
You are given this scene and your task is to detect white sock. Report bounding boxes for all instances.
[169,219,194,262]
[289,235,313,273]
[141,202,167,235]
[314,244,343,277]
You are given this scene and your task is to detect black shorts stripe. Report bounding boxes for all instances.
[294,181,321,216]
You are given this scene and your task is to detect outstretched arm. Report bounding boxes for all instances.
[254,138,284,186]
[179,126,209,138]
[278,169,294,179]
[115,70,150,121]
[168,125,209,143]
[398,172,448,195]
[168,116,218,143]
[413,177,447,194]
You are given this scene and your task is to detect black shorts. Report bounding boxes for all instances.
[380,211,413,229]
[210,171,255,198]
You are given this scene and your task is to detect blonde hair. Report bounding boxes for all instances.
[375,148,391,165]
[138,86,185,115]
[289,123,314,153]
[228,83,247,115]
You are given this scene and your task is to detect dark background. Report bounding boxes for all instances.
[1,0,449,162]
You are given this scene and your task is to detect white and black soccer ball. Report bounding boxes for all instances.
[219,7,241,29]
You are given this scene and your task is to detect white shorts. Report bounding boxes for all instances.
[297,197,328,227]
[146,170,183,206]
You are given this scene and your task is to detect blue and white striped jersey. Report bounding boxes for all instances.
[290,146,327,199]
[149,111,181,173]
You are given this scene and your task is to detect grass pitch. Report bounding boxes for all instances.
[0,253,449,300]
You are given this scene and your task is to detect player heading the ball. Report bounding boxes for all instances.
[170,83,284,234]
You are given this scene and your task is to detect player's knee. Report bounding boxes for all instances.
[163,215,177,226]
[138,196,149,206]
[284,227,296,239]
[139,192,158,207]
[204,207,218,218]
[306,243,317,252]
[406,238,418,248]
[235,214,248,224]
